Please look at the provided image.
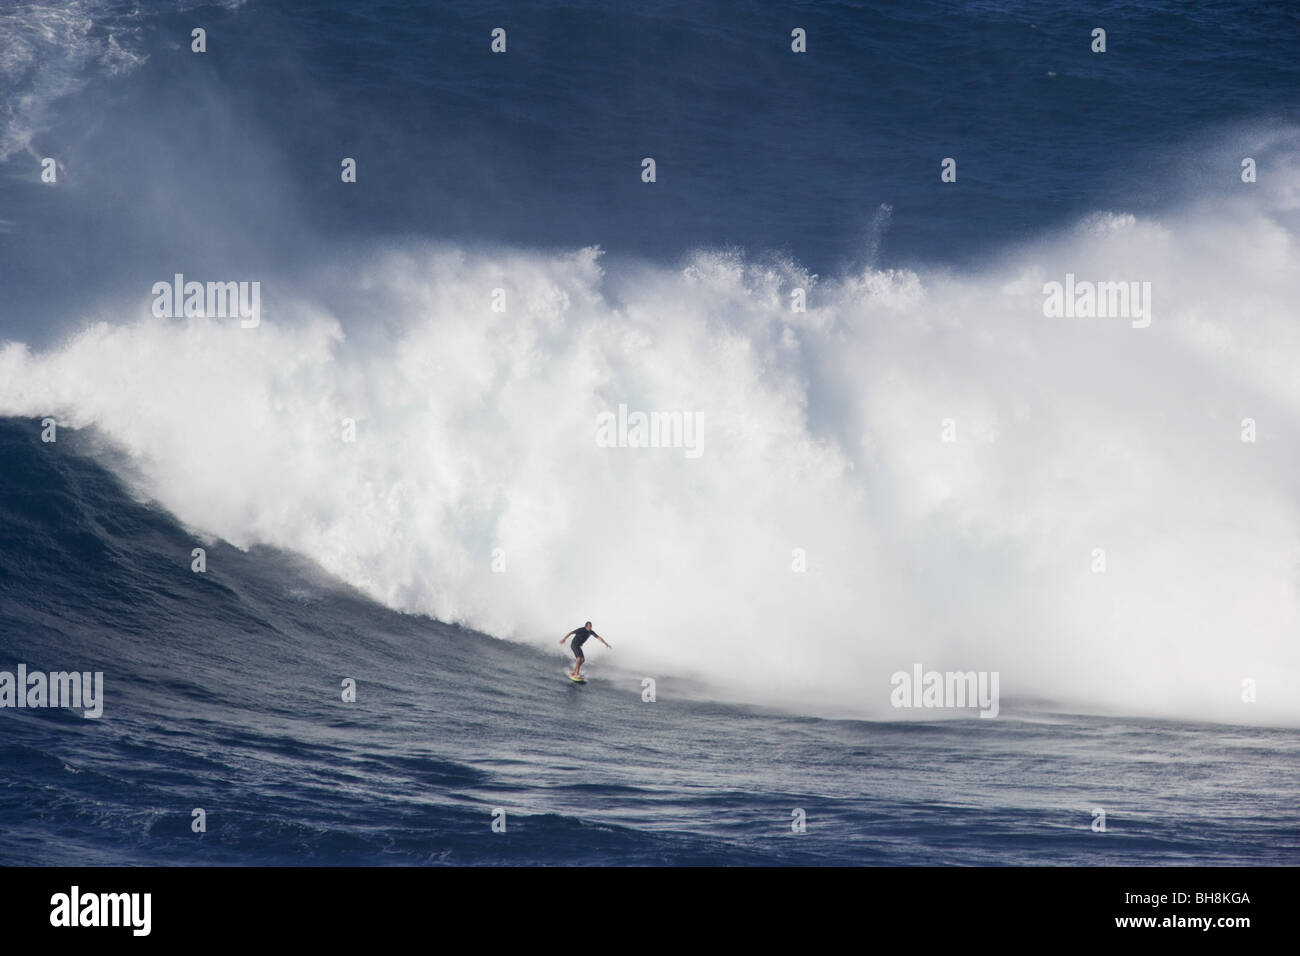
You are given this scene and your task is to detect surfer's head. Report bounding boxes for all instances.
[585,621,592,628]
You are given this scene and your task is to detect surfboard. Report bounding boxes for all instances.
[569,675,587,684]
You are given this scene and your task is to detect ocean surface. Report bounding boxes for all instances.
[1,0,1299,865]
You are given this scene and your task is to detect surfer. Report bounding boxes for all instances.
[560,621,610,679]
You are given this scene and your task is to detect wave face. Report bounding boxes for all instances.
[3,164,1300,726]
[2,419,1298,866]
[0,0,1297,725]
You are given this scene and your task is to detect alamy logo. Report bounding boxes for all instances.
[1041,273,1152,328]
[50,886,151,936]
[596,404,703,459]
[0,665,103,718]
[151,273,261,327]
[890,664,1000,718]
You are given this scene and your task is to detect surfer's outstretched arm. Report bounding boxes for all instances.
[596,635,611,648]
[560,630,575,645]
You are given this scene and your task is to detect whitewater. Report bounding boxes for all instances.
[3,171,1298,727]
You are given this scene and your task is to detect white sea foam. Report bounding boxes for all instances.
[2,183,1298,726]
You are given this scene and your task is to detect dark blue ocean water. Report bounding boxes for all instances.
[1,0,1299,865]
[1,0,1296,338]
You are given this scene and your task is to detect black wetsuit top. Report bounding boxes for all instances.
[571,626,597,650]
